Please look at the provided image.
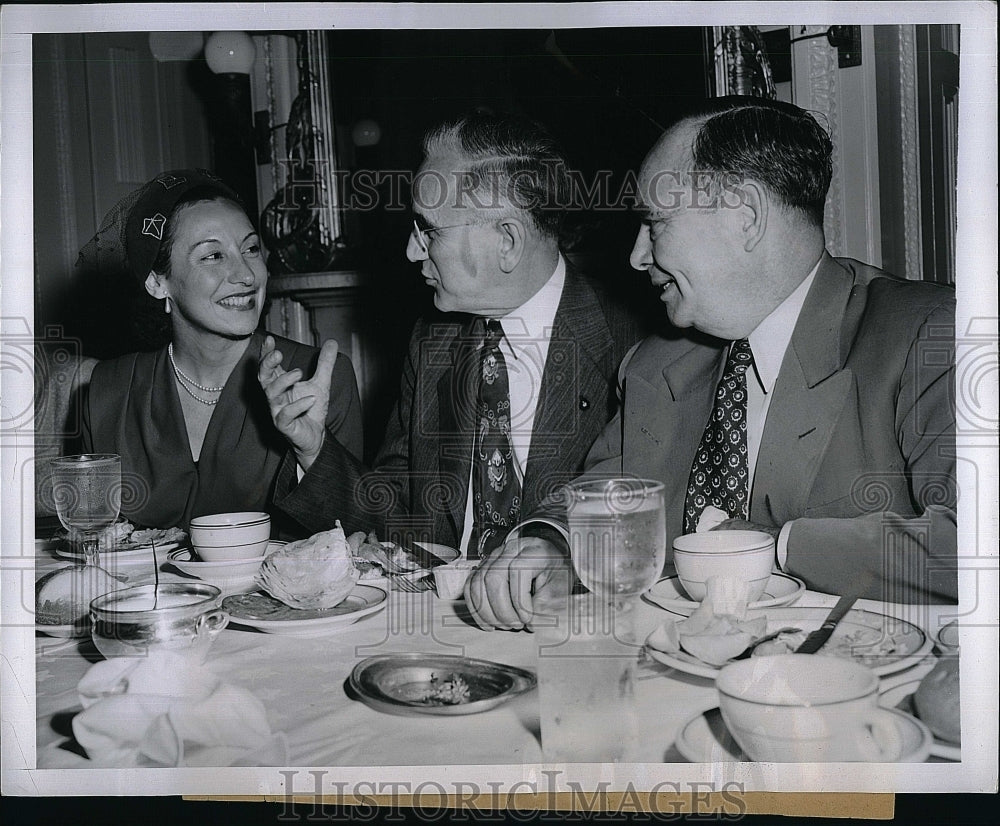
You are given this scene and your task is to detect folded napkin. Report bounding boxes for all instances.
[73,650,287,767]
[695,505,729,532]
[646,576,767,666]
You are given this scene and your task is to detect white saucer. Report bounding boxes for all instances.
[166,544,274,575]
[644,572,805,615]
[879,679,961,761]
[675,706,933,763]
[165,543,280,594]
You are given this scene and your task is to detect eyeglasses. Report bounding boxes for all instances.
[411,219,479,254]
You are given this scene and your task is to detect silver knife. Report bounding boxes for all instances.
[795,593,859,654]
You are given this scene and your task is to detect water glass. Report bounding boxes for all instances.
[50,454,122,567]
[564,478,666,598]
[535,590,639,762]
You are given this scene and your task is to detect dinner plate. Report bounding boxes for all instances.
[356,542,460,586]
[646,607,933,679]
[879,679,961,761]
[222,585,387,636]
[349,653,536,716]
[643,572,806,615]
[674,706,933,763]
[56,540,181,567]
[413,543,461,565]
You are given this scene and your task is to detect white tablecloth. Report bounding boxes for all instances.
[34,549,955,768]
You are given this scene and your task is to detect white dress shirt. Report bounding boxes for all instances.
[518,258,822,566]
[696,259,820,566]
[459,255,567,555]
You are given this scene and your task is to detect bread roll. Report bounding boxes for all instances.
[914,656,961,744]
[36,565,122,626]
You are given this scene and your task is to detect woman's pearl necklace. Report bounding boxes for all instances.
[168,342,225,406]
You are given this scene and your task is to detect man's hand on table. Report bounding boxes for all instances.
[710,517,780,541]
[465,536,571,632]
[258,335,336,471]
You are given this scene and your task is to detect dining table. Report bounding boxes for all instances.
[33,539,961,769]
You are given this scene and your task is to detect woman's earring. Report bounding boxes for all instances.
[164,296,172,314]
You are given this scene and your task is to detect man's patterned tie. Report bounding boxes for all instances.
[683,338,755,534]
[469,319,521,559]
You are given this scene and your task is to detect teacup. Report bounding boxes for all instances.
[672,530,774,602]
[717,654,904,762]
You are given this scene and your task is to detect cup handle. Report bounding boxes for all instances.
[857,708,904,762]
[196,609,229,638]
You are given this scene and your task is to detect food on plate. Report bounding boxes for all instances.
[914,656,961,743]
[422,673,471,706]
[646,577,766,666]
[35,565,124,626]
[347,530,422,578]
[749,624,908,662]
[224,591,358,621]
[56,520,185,551]
[255,522,360,609]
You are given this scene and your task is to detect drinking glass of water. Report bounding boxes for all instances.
[565,477,666,600]
[535,478,665,762]
[50,454,122,567]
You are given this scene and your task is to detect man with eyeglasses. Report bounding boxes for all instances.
[259,111,641,558]
[465,96,957,630]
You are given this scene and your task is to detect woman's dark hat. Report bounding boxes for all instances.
[77,169,241,283]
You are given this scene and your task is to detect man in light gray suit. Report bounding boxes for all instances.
[467,97,956,630]
[259,111,640,557]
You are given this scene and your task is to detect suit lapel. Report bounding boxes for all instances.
[752,255,856,524]
[639,339,725,532]
[523,270,614,509]
[435,318,479,543]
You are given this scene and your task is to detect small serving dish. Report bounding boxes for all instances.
[349,653,536,716]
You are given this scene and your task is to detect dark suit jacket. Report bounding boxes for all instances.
[82,332,363,534]
[576,254,957,603]
[276,267,642,548]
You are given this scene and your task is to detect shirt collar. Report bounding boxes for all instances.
[493,254,566,356]
[746,258,821,393]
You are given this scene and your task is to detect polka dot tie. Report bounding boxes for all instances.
[683,339,754,534]
[469,319,521,559]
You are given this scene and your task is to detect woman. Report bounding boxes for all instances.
[79,169,362,532]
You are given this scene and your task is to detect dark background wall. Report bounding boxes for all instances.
[318,28,708,444]
[327,26,708,329]
[33,27,709,454]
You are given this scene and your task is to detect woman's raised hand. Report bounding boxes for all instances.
[258,335,338,471]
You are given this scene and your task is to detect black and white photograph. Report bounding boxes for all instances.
[1,1,996,810]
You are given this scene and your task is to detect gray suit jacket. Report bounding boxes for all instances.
[578,254,956,603]
[276,267,642,549]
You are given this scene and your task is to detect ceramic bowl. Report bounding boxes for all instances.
[189,511,270,560]
[672,530,774,602]
[717,654,913,762]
